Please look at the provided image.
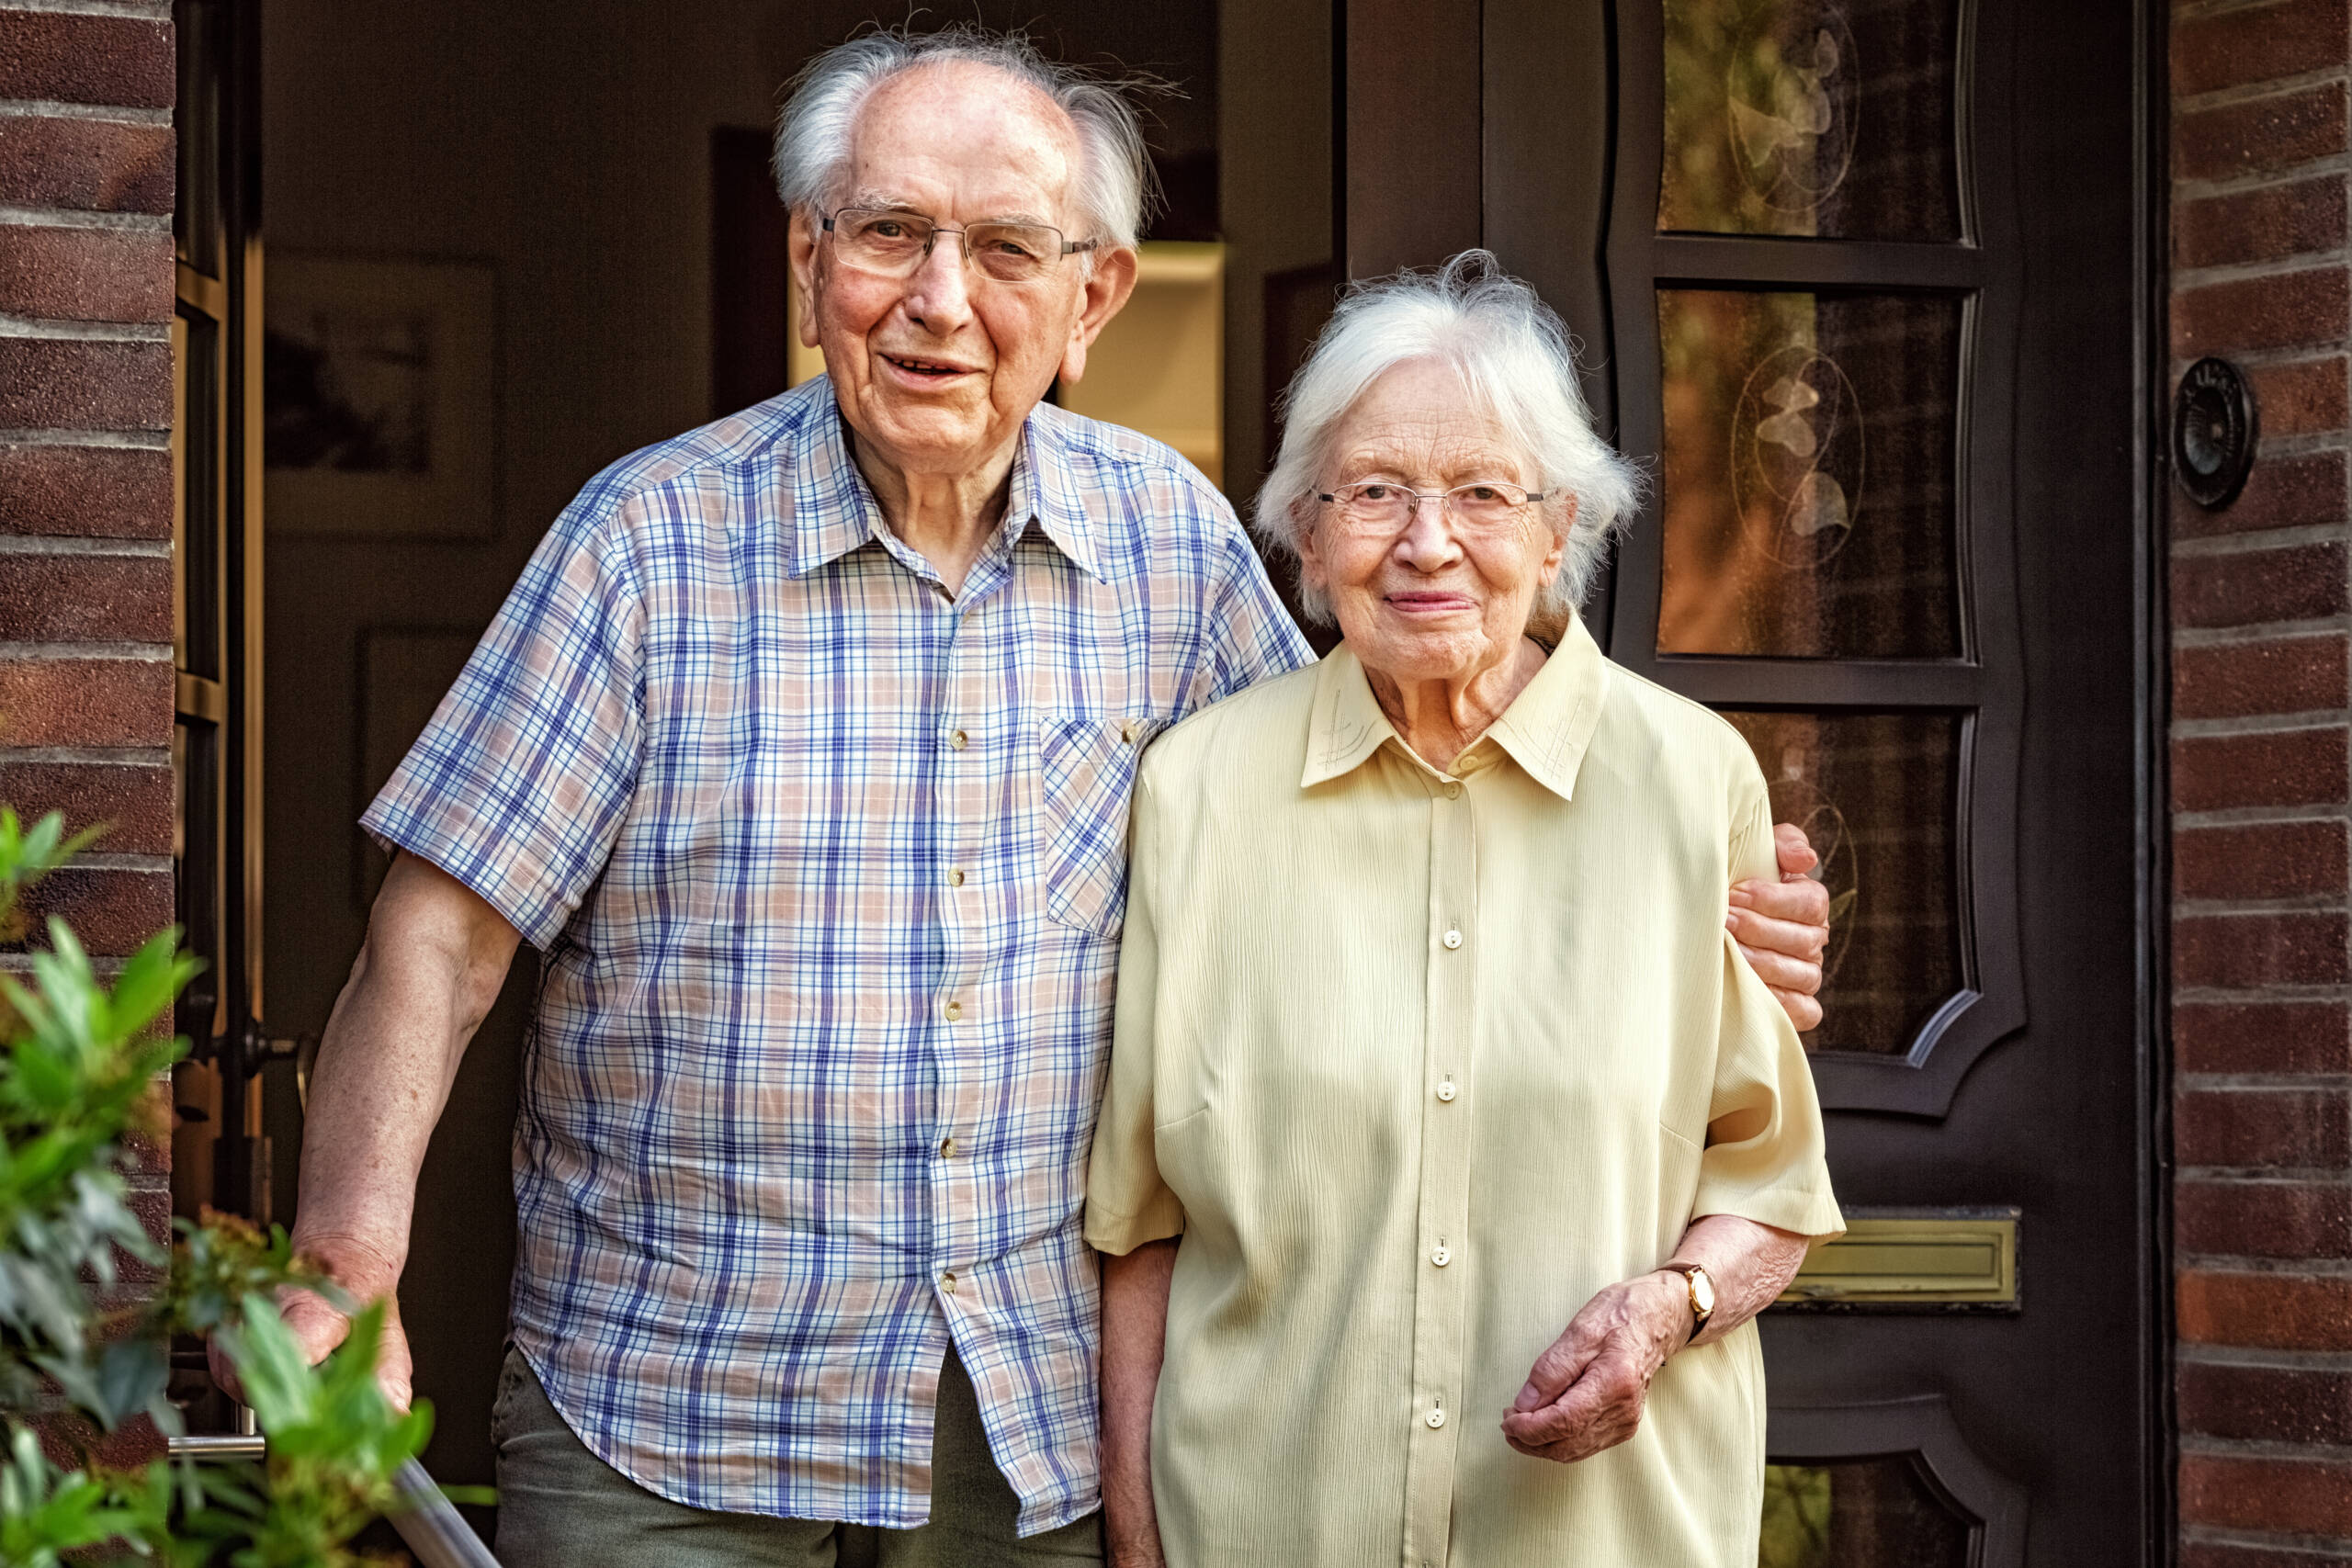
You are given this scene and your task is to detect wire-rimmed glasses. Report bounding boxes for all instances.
[1316,479,1549,536]
[821,208,1100,285]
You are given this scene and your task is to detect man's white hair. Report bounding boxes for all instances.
[1255,251,1644,627]
[772,25,1157,251]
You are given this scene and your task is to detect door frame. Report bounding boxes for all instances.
[1331,0,2176,1556]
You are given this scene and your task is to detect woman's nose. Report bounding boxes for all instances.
[1394,496,1462,569]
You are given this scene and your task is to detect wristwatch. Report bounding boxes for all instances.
[1663,1263,1715,1336]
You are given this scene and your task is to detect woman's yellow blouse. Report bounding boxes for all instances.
[1084,615,1845,1568]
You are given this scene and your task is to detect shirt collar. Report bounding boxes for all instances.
[776,378,1102,581]
[1300,611,1609,801]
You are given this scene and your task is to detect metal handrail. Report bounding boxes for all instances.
[164,1439,500,1567]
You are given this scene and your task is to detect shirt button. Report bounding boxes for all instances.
[1120,718,1140,744]
[1444,781,1463,799]
[1436,1080,1457,1103]
[946,868,966,887]
[1431,1245,1452,1267]
[948,728,969,750]
[1442,930,1463,950]
[1425,1406,1446,1429]
[941,1270,957,1293]
[940,1135,957,1158]
[944,1001,964,1022]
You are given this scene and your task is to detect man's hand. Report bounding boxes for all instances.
[206,1232,413,1411]
[1729,822,1831,1032]
[1500,1270,1691,1463]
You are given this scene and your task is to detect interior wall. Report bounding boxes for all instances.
[261,0,1227,1498]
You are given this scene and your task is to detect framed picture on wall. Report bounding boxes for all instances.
[265,254,497,539]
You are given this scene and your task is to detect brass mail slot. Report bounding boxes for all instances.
[1775,1208,2019,1310]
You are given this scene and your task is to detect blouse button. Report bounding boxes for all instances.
[1444,782,1464,799]
[1431,1245,1452,1267]
[1442,930,1463,950]
[1425,1406,1446,1429]
[1435,1080,1458,1103]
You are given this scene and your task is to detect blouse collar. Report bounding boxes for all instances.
[1301,611,1609,801]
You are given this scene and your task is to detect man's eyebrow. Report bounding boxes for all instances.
[842,193,1058,228]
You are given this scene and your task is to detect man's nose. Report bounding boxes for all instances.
[1394,495,1461,570]
[902,236,975,333]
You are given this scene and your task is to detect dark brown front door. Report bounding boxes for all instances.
[1342,0,2161,1560]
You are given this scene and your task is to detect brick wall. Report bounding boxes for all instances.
[2172,0,2352,1560]
[0,0,177,1321]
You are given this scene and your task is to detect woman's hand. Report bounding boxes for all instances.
[1498,1269,1692,1462]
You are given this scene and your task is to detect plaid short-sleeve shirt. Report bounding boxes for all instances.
[362,377,1312,1534]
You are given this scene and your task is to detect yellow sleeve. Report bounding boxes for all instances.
[1692,776,1847,1240]
[1084,767,1187,1255]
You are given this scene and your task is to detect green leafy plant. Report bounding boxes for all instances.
[0,808,435,1566]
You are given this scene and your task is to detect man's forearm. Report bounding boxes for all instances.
[290,854,519,1295]
[1100,1238,1177,1564]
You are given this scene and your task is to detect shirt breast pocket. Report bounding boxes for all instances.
[1036,712,1163,937]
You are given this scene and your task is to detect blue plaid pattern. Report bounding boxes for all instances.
[362,378,1312,1533]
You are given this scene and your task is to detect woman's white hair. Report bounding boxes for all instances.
[772,25,1159,252]
[1255,250,1643,627]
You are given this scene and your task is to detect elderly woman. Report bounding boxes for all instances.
[1086,253,1844,1568]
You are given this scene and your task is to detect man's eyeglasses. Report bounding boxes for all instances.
[1317,479,1549,536]
[822,208,1100,285]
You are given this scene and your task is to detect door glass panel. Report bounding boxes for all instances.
[1723,710,1961,1054]
[1760,1459,1972,1566]
[1657,288,1962,659]
[1659,0,1962,241]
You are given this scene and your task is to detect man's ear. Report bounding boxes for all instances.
[788,212,823,349]
[1057,245,1141,386]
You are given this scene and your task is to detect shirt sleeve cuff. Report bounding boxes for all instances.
[1690,1181,1847,1243]
[1083,1190,1186,1256]
[360,802,570,951]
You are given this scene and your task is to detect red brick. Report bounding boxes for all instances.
[2251,355,2349,438]
[2176,83,2350,183]
[2172,726,2347,811]
[0,12,172,109]
[2179,999,2352,1074]
[2179,1359,2352,1443]
[2180,1269,2352,1349]
[2175,633,2349,719]
[2173,541,2350,628]
[0,556,169,644]
[2176,0,2352,96]
[2177,819,2350,902]
[0,340,169,432]
[0,658,168,746]
[2183,1546,2352,1568]
[2175,267,2351,357]
[0,118,172,212]
[0,228,168,324]
[0,761,170,857]
[2176,910,2352,987]
[2183,1450,2352,1534]
[2177,448,2348,536]
[2177,175,2348,268]
[2178,1177,2352,1257]
[2178,1086,2350,1168]
[0,446,170,539]
[6,867,170,956]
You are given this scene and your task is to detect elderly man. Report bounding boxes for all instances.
[254,27,1833,1568]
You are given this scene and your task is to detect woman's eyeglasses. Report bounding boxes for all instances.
[1317,479,1548,536]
